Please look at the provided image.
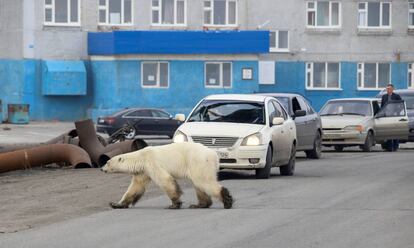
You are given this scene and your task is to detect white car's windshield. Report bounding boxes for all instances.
[320,101,372,116]
[188,100,265,124]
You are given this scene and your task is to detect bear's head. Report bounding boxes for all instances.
[101,155,128,173]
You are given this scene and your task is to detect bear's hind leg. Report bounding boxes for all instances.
[110,174,150,209]
[189,188,212,209]
[196,181,233,209]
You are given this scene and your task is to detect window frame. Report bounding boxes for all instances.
[305,62,341,90]
[98,0,133,26]
[203,0,238,27]
[204,62,233,88]
[306,1,341,29]
[151,0,187,26]
[357,62,391,90]
[357,2,392,29]
[409,1,414,29]
[409,63,414,89]
[269,30,289,53]
[44,0,81,26]
[141,61,170,88]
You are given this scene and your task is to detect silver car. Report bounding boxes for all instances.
[320,98,409,152]
[260,93,322,159]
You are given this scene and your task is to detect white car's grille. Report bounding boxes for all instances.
[191,136,238,148]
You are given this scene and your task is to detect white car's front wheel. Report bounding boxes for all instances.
[255,145,272,179]
[280,143,296,176]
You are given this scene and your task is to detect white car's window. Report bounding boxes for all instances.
[188,100,265,125]
[320,101,372,116]
[272,101,288,120]
[377,101,406,117]
[274,96,290,114]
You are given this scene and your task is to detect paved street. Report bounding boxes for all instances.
[1,147,413,248]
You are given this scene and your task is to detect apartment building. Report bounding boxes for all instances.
[0,0,413,120]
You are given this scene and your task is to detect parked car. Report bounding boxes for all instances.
[172,94,299,179]
[259,93,322,159]
[319,98,409,152]
[96,108,183,139]
[376,89,414,142]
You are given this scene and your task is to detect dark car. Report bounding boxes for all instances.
[259,93,323,159]
[96,108,183,139]
[376,89,414,142]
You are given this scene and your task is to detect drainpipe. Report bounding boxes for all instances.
[0,144,92,173]
[75,119,147,167]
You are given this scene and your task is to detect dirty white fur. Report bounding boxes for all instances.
[102,142,230,209]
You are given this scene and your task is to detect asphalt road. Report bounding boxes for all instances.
[1,148,414,248]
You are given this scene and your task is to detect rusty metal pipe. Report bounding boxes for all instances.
[75,119,147,167]
[0,144,92,173]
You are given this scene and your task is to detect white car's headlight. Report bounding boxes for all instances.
[343,125,364,132]
[241,133,262,146]
[173,130,188,143]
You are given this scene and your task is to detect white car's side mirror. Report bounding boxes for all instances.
[175,114,186,122]
[272,117,285,126]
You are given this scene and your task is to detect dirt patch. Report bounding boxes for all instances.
[0,167,192,233]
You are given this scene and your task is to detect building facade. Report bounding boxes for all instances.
[0,0,413,121]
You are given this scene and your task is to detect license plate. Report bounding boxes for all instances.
[217,151,229,159]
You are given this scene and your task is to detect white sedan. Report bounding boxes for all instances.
[173,94,299,179]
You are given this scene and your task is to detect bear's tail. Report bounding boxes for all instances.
[220,187,233,209]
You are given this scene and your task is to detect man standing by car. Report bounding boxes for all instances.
[381,83,402,151]
[381,83,402,108]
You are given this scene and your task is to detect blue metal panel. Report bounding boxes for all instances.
[42,60,87,95]
[88,30,269,55]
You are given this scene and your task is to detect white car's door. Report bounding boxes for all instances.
[268,100,291,164]
[275,101,294,163]
[374,101,409,141]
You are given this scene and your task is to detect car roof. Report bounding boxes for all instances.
[326,98,377,102]
[112,108,167,116]
[204,94,268,102]
[258,93,302,98]
[377,89,414,95]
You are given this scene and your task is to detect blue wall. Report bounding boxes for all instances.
[0,59,410,121]
[259,62,409,111]
[88,30,269,55]
[89,60,259,119]
[0,59,93,121]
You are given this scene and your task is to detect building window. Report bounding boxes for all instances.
[306,1,340,28]
[204,0,237,26]
[98,0,132,25]
[44,0,80,26]
[409,1,414,28]
[409,63,414,88]
[269,31,289,52]
[205,62,232,88]
[357,63,390,89]
[141,62,169,88]
[358,2,391,28]
[152,0,186,26]
[306,62,340,89]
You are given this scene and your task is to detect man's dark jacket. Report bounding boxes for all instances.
[381,93,402,107]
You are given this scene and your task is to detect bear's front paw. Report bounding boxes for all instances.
[110,202,129,209]
[189,204,199,209]
[168,200,182,209]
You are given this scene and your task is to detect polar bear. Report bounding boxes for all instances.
[101,142,233,209]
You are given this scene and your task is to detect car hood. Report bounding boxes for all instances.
[321,115,371,129]
[178,122,264,138]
